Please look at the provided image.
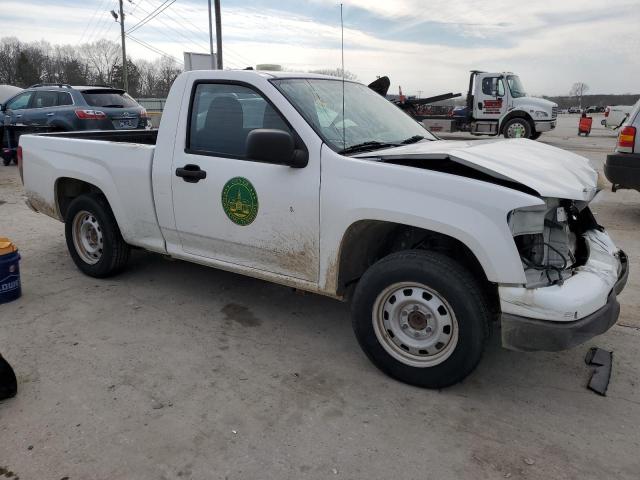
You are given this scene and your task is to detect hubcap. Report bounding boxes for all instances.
[72,210,103,265]
[506,121,527,138]
[372,282,459,368]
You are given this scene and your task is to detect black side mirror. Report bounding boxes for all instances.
[246,129,308,168]
[0,104,5,112]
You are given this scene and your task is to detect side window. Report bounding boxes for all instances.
[481,77,505,97]
[33,91,59,108]
[188,83,291,158]
[6,92,34,110]
[57,92,73,106]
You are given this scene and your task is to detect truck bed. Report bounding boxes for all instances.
[20,129,165,254]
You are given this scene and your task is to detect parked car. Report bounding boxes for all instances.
[585,106,598,114]
[604,99,640,192]
[602,105,634,130]
[568,106,582,114]
[0,83,149,132]
[19,70,628,388]
[0,83,149,163]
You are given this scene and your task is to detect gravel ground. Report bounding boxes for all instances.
[1,114,639,480]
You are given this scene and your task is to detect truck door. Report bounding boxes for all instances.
[474,74,507,121]
[28,90,61,126]
[169,81,320,282]
[3,91,34,126]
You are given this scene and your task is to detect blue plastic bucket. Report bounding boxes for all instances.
[0,239,21,304]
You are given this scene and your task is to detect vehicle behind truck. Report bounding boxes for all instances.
[421,70,558,140]
[18,70,627,389]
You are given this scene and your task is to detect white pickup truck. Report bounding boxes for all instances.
[19,70,628,388]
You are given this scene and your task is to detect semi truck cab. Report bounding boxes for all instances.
[424,71,558,140]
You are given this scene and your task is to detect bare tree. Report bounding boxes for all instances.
[569,82,589,109]
[80,39,121,86]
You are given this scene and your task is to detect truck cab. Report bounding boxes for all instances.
[468,71,558,139]
[422,71,558,140]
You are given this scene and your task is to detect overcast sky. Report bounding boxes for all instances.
[2,0,638,96]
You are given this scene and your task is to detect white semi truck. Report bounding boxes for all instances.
[420,71,558,140]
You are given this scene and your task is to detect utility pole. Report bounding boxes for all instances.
[112,0,128,90]
[214,0,223,69]
[207,0,215,69]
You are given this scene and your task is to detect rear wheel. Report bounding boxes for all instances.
[503,117,532,139]
[351,250,490,388]
[65,194,130,277]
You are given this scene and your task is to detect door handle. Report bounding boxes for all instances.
[46,112,55,116]
[176,164,207,183]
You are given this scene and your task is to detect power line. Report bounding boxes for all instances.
[128,6,208,54]
[165,1,256,67]
[127,0,175,34]
[130,0,144,15]
[87,0,120,43]
[79,0,110,44]
[126,34,184,64]
[125,3,244,69]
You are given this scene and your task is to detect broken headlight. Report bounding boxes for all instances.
[508,200,579,287]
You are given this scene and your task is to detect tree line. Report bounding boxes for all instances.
[0,37,181,98]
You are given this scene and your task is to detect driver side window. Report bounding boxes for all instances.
[481,78,505,97]
[6,92,34,110]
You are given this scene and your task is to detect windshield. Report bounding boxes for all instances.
[506,75,527,99]
[81,90,139,108]
[272,79,435,153]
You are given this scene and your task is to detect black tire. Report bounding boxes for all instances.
[351,250,490,388]
[530,131,542,140]
[502,117,532,139]
[2,157,10,166]
[64,194,130,278]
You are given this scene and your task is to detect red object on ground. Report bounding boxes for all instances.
[579,116,593,136]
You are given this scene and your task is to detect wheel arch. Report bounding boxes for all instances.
[500,110,535,134]
[331,219,499,312]
[55,177,113,221]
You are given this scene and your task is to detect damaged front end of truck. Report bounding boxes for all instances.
[359,138,629,352]
[501,198,628,351]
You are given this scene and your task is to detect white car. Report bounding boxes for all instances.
[602,105,634,129]
[18,70,628,388]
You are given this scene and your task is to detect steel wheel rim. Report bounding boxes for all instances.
[506,121,527,138]
[72,210,103,265]
[372,282,459,368]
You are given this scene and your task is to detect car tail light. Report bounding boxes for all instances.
[139,108,148,118]
[17,146,24,184]
[617,126,636,153]
[75,109,106,120]
[604,107,610,117]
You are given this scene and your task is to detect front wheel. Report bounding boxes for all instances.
[351,250,491,388]
[65,194,130,278]
[503,117,532,139]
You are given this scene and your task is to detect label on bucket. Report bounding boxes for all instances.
[0,274,20,293]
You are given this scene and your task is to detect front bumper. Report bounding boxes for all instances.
[534,120,556,132]
[500,231,629,352]
[604,153,640,191]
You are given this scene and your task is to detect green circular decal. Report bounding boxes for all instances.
[221,177,259,226]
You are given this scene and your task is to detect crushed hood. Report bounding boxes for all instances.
[356,138,597,201]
